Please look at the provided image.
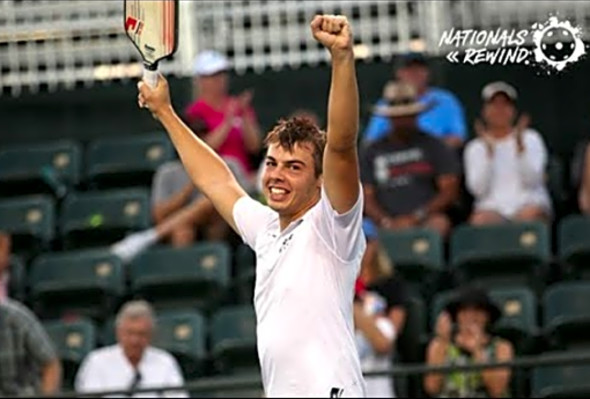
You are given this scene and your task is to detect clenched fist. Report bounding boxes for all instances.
[311,15,353,56]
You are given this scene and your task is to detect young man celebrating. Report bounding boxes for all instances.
[137,15,366,397]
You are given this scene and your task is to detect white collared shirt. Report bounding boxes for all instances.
[75,345,188,398]
[233,186,367,398]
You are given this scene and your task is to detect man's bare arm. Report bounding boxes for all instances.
[311,15,360,214]
[138,77,247,232]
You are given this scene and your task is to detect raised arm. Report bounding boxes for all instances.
[138,77,247,232]
[311,15,360,213]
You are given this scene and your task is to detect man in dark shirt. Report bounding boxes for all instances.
[361,81,460,237]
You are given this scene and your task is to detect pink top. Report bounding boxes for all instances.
[185,98,258,173]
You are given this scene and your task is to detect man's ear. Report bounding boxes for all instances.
[317,175,324,189]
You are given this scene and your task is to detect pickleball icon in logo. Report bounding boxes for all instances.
[531,16,586,72]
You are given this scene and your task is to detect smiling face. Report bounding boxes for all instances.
[261,142,322,221]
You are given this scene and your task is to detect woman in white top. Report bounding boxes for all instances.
[464,81,552,224]
[354,221,408,397]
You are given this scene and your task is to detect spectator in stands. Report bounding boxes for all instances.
[361,81,461,238]
[0,298,62,396]
[145,50,262,248]
[464,81,552,225]
[354,221,408,397]
[75,300,188,398]
[572,139,590,214]
[424,286,513,398]
[185,50,262,184]
[0,232,10,302]
[363,52,467,149]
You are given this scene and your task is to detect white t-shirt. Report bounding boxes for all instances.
[464,128,552,218]
[75,345,188,398]
[232,186,367,398]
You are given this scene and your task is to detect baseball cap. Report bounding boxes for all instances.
[481,81,518,102]
[192,50,229,76]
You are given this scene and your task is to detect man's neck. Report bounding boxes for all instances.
[278,195,320,232]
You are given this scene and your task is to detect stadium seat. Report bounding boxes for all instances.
[378,228,444,297]
[543,281,590,349]
[29,249,125,320]
[449,222,550,292]
[44,317,97,389]
[558,215,590,279]
[0,195,55,254]
[8,255,26,302]
[99,317,116,347]
[0,140,81,198]
[546,156,570,219]
[85,133,174,189]
[489,287,539,352]
[234,244,256,304]
[210,305,258,375]
[59,188,150,249]
[531,350,590,397]
[130,242,231,311]
[153,310,207,379]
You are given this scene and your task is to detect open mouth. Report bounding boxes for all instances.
[268,186,290,201]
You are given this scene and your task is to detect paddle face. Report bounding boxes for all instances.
[124,0,178,69]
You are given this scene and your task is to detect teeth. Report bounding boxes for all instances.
[270,187,287,194]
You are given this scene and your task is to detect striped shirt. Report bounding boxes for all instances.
[0,299,58,396]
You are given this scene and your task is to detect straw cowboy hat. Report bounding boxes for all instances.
[372,81,430,118]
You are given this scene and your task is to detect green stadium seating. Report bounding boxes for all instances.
[153,310,207,379]
[489,287,539,352]
[531,350,590,397]
[378,228,444,297]
[85,133,174,189]
[59,188,150,249]
[0,195,55,253]
[44,318,97,389]
[99,317,116,347]
[234,244,256,304]
[8,255,26,302]
[450,222,550,292]
[558,215,590,279]
[210,305,258,375]
[30,249,125,320]
[0,140,81,198]
[130,242,231,311]
[543,281,590,349]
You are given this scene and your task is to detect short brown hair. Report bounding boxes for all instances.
[264,117,326,177]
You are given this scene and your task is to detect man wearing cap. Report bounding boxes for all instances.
[363,52,467,149]
[361,81,461,238]
[424,286,514,398]
[464,81,552,225]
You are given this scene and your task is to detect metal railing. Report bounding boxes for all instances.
[4,1,590,95]
[37,350,590,398]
